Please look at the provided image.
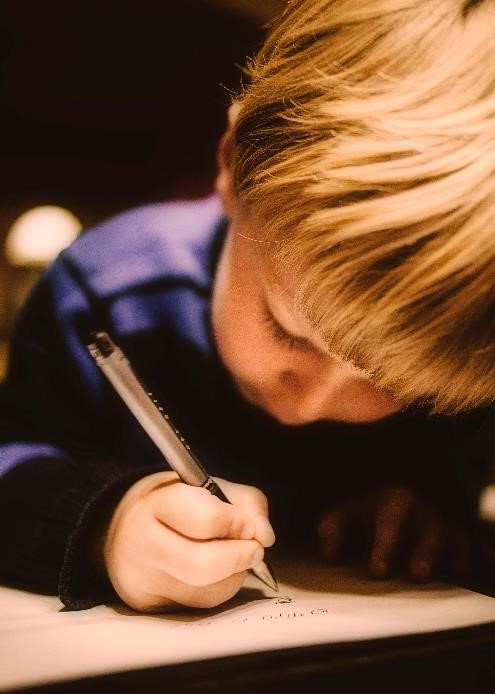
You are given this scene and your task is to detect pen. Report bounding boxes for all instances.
[87,331,278,592]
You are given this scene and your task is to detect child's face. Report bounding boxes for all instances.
[211,222,401,425]
[212,108,400,425]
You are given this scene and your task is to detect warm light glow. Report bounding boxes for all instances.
[479,484,495,523]
[5,205,82,267]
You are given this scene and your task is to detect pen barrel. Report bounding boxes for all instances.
[91,346,209,487]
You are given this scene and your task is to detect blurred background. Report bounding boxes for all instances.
[0,0,286,378]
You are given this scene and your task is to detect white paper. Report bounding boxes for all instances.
[1,558,494,692]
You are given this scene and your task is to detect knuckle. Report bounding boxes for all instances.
[232,481,268,509]
[249,485,269,510]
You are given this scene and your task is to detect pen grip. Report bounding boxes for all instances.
[201,477,230,504]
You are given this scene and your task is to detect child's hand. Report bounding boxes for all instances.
[317,485,472,582]
[101,472,275,612]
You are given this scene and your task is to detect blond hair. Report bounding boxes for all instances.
[232,0,495,414]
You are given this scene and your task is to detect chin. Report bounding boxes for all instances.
[269,411,312,426]
[261,401,318,427]
[236,379,400,426]
[236,383,306,425]
[265,402,400,426]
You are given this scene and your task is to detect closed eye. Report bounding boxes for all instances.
[262,303,315,352]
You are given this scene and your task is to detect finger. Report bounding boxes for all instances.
[317,508,345,563]
[150,520,265,586]
[213,478,275,547]
[370,486,414,578]
[143,569,249,612]
[150,483,256,541]
[408,515,447,582]
[118,564,248,613]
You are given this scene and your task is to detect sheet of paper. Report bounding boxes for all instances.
[1,558,495,692]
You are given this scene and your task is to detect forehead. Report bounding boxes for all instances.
[232,229,294,303]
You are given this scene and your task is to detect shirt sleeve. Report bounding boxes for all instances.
[0,256,163,609]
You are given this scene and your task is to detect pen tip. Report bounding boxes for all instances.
[252,560,279,592]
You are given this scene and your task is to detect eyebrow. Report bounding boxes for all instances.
[263,295,380,378]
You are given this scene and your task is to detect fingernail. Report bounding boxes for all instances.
[251,545,265,567]
[254,515,276,547]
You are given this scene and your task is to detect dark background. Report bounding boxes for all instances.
[0,0,285,372]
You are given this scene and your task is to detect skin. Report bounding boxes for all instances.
[102,108,476,612]
[210,220,401,426]
[213,105,400,426]
[103,472,275,612]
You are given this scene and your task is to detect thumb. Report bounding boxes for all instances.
[213,477,276,547]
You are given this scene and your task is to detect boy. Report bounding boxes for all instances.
[1,0,494,612]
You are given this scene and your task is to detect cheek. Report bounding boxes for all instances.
[212,290,268,379]
[349,382,401,419]
[221,322,274,382]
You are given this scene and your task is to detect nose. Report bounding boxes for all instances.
[278,362,346,422]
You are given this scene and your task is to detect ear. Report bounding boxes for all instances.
[215,103,241,218]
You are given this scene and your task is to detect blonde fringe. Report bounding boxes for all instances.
[232,0,495,414]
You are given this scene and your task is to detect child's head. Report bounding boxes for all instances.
[214,0,495,420]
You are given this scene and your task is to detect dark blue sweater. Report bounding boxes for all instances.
[0,196,492,609]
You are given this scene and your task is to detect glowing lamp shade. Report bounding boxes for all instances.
[5,205,82,268]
